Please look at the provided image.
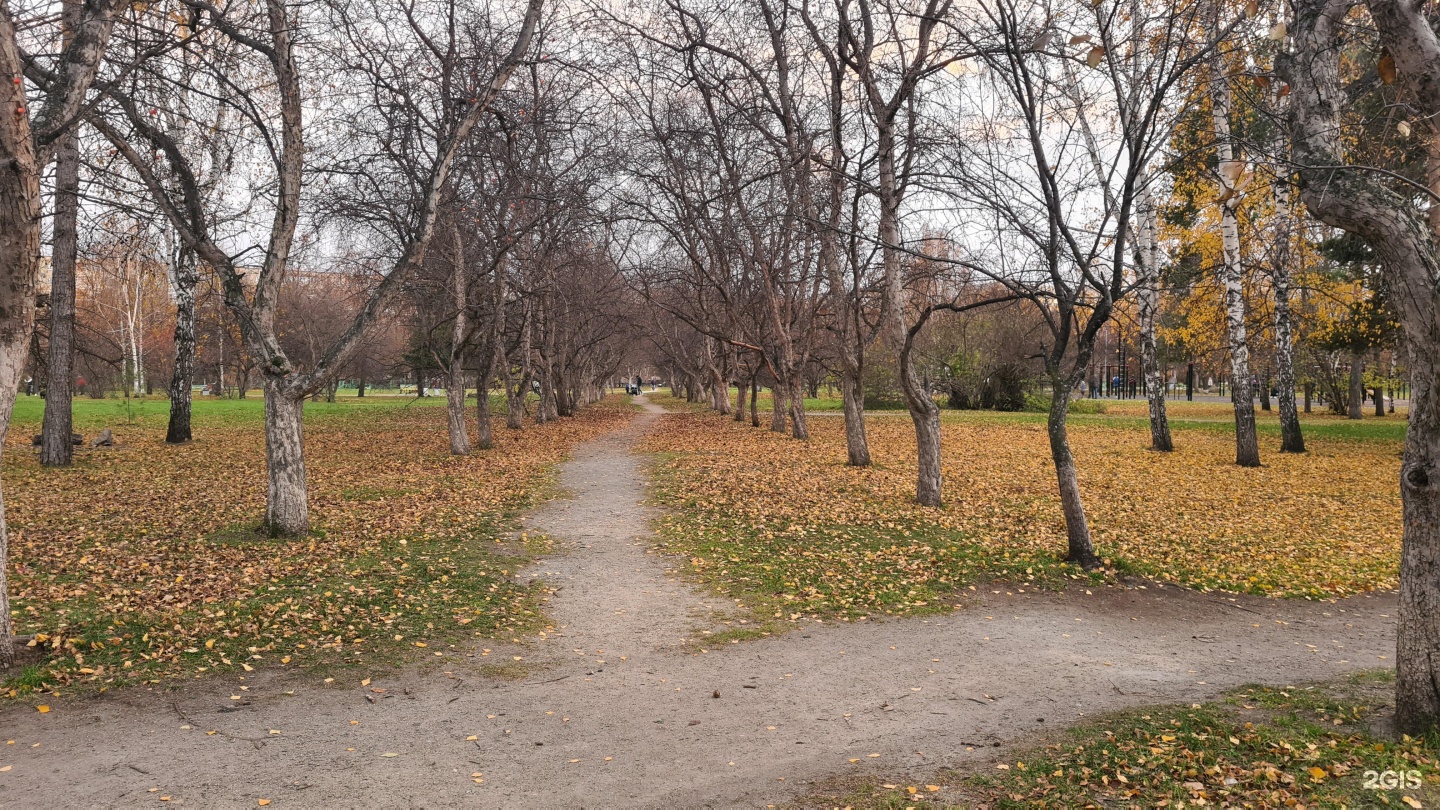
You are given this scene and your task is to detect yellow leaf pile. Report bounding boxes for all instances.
[642,400,1401,620]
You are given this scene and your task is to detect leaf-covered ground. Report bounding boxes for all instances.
[2,395,632,697]
[801,671,1440,808]
[641,397,1404,622]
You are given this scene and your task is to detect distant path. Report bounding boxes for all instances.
[0,394,1398,807]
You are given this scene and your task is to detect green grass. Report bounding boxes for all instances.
[693,388,1410,444]
[801,671,1439,808]
[7,390,543,432]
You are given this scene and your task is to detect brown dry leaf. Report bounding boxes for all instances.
[1379,50,1397,84]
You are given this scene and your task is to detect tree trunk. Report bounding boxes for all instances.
[263,379,308,536]
[40,128,79,466]
[475,362,494,450]
[1304,381,1313,413]
[1212,60,1261,467]
[1274,282,1304,450]
[750,375,760,427]
[447,369,469,455]
[734,369,748,422]
[788,375,809,440]
[1049,377,1100,568]
[899,329,943,506]
[1396,350,1440,734]
[1284,0,1440,733]
[711,362,730,416]
[356,359,366,397]
[769,381,787,433]
[840,366,872,466]
[0,329,29,664]
[166,250,198,444]
[1376,382,1387,418]
[1137,190,1173,452]
[446,223,470,454]
[1348,353,1365,420]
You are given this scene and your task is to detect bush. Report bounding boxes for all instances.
[1023,392,1107,414]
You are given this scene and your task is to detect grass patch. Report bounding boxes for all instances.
[802,672,1440,808]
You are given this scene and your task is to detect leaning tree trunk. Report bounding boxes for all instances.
[1048,373,1100,568]
[40,128,80,466]
[1211,66,1261,467]
[166,250,198,444]
[263,379,308,536]
[1136,190,1173,452]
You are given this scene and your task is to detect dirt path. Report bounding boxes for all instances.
[0,397,1398,808]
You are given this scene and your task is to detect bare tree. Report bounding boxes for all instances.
[93,0,542,534]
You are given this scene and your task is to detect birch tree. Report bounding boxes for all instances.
[1209,26,1261,467]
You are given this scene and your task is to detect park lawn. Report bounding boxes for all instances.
[640,395,1404,623]
[802,671,1440,808]
[1,394,632,698]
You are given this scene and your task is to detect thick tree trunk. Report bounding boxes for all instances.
[711,363,730,415]
[1049,379,1100,568]
[41,128,79,466]
[166,250,198,444]
[840,366,872,466]
[734,369,747,422]
[899,336,942,506]
[1348,353,1365,420]
[769,381,787,433]
[1396,351,1440,734]
[1212,63,1261,467]
[1376,382,1387,418]
[1283,0,1440,734]
[262,379,308,536]
[1136,191,1173,452]
[447,370,469,455]
[788,375,808,440]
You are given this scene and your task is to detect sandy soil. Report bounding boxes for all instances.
[0,397,1398,807]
